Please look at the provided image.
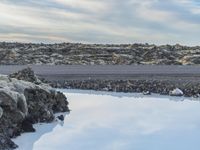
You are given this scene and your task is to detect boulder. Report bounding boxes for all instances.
[9,67,41,84]
[169,88,184,96]
[24,88,68,123]
[0,69,69,150]
[143,91,151,95]
[21,118,36,132]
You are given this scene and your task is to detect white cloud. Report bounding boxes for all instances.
[0,0,200,45]
[52,0,109,13]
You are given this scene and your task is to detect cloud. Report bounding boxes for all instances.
[52,0,109,13]
[0,0,200,45]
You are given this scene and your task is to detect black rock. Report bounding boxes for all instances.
[9,67,41,84]
[57,115,64,121]
[0,134,18,150]
[21,118,36,133]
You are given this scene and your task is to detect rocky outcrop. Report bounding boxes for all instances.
[0,42,200,65]
[9,67,42,85]
[0,68,69,150]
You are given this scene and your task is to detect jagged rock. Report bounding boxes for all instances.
[9,67,41,84]
[0,134,18,150]
[0,70,69,150]
[24,88,68,123]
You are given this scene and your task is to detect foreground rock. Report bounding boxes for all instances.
[0,68,69,150]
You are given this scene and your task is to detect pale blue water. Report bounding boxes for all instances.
[14,90,200,150]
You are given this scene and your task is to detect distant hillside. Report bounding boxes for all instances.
[0,42,200,65]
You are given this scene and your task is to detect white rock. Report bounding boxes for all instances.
[169,88,184,96]
[143,91,151,95]
[0,74,52,117]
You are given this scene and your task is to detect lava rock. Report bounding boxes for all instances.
[57,115,64,121]
[21,118,36,132]
[9,67,41,84]
[51,79,199,97]
[0,134,18,150]
[0,70,69,150]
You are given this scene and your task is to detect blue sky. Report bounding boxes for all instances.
[0,0,200,45]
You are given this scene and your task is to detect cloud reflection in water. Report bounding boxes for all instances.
[15,90,200,150]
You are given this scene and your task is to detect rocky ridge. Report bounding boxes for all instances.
[0,68,69,150]
[0,42,200,65]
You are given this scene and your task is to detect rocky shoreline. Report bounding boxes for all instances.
[50,79,200,97]
[0,68,69,150]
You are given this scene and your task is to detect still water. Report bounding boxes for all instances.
[14,90,200,150]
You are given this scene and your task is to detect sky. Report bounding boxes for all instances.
[0,0,200,45]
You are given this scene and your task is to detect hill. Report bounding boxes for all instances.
[0,42,200,65]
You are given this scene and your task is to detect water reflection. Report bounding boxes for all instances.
[13,113,68,150]
[14,90,200,150]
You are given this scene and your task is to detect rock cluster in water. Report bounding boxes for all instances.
[1,42,200,65]
[51,79,200,97]
[0,68,69,150]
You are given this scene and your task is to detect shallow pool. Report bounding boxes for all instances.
[14,90,200,150]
